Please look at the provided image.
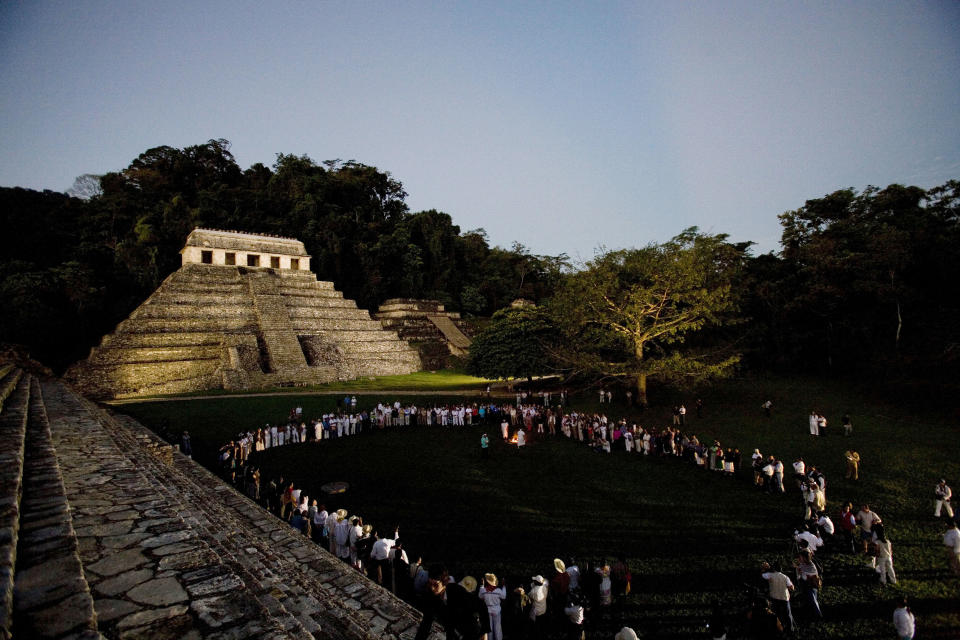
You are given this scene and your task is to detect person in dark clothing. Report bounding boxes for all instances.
[415,565,486,640]
[707,601,727,640]
[746,597,784,638]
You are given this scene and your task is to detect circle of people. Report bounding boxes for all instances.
[209,394,959,640]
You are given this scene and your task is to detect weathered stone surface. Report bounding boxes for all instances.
[102,532,151,549]
[150,541,201,556]
[94,597,141,622]
[141,530,194,548]
[186,573,245,598]
[85,548,150,577]
[127,576,189,606]
[190,594,256,628]
[31,591,96,636]
[116,604,189,630]
[74,520,135,538]
[13,557,88,609]
[17,377,438,640]
[94,568,154,596]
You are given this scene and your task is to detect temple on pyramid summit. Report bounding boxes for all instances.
[67,228,422,398]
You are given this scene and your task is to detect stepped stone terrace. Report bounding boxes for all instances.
[0,363,440,639]
[374,300,473,370]
[67,229,422,399]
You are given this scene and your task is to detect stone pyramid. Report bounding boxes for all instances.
[67,229,422,398]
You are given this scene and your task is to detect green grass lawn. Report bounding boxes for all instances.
[134,370,496,398]
[115,375,960,639]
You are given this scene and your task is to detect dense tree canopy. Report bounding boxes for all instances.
[550,229,746,404]
[466,306,558,381]
[773,181,960,374]
[0,140,563,370]
[1,139,955,387]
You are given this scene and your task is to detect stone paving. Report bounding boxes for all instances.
[33,378,440,640]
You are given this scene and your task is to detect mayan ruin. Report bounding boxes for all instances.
[67,229,423,399]
[374,300,473,370]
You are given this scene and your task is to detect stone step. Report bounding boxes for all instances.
[292,318,414,343]
[277,287,345,299]
[283,296,358,309]
[287,307,374,320]
[110,372,225,400]
[12,377,102,639]
[0,372,29,640]
[273,277,335,290]
[104,410,436,639]
[119,317,258,333]
[74,360,222,398]
[133,304,257,319]
[101,332,225,349]
[162,282,248,294]
[149,292,251,305]
[87,346,222,365]
[41,381,305,639]
[97,413,377,638]
[0,368,23,413]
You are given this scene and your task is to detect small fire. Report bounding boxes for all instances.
[509,434,518,445]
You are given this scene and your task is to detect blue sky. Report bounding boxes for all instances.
[2,1,958,258]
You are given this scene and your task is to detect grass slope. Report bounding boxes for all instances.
[116,375,960,639]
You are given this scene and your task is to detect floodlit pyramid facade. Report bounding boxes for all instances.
[67,229,422,398]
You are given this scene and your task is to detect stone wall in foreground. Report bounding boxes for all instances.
[0,366,439,640]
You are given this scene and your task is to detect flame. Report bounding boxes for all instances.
[509,434,518,444]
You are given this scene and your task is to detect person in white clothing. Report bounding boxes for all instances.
[934,479,954,518]
[892,597,915,639]
[528,574,548,633]
[370,528,399,585]
[517,428,526,448]
[944,519,960,575]
[808,412,819,436]
[795,525,824,553]
[872,524,897,584]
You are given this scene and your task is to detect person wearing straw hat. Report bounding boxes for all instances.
[447,575,486,640]
[479,573,507,640]
[549,558,570,603]
[333,511,352,561]
[325,508,342,554]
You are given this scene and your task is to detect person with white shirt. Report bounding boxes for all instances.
[528,574,548,634]
[760,562,795,632]
[935,479,954,518]
[817,511,835,542]
[944,519,960,575]
[370,528,400,585]
[893,597,915,639]
[795,525,824,553]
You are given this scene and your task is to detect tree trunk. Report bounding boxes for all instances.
[635,341,648,406]
[635,373,648,407]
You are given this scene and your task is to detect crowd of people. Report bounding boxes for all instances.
[205,392,957,640]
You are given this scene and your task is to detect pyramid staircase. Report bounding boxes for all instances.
[0,365,438,639]
[67,265,422,399]
[374,300,473,370]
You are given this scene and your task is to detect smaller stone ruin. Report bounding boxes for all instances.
[374,299,473,370]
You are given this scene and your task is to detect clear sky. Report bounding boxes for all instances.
[2,1,958,258]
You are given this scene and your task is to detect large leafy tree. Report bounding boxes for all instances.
[552,228,746,405]
[466,306,557,381]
